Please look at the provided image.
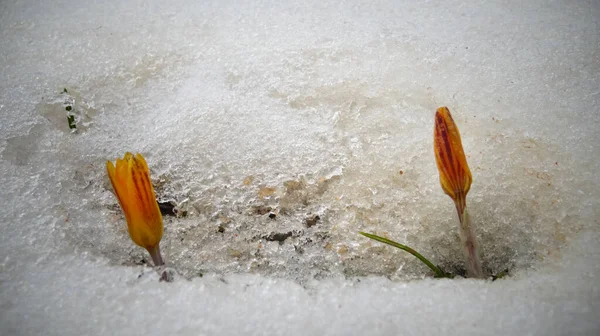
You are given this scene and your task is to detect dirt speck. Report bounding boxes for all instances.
[250,205,272,215]
[243,176,254,186]
[258,187,276,199]
[305,214,320,227]
[264,231,293,244]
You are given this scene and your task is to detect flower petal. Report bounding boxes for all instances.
[106,152,163,250]
[434,107,472,214]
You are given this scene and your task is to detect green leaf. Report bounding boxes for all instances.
[492,269,509,281]
[359,232,453,278]
[67,115,76,129]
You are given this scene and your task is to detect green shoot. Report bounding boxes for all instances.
[359,232,453,278]
[67,115,76,129]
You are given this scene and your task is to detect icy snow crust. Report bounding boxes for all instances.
[1,0,599,335]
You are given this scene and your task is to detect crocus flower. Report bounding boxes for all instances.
[433,107,483,278]
[433,106,472,220]
[106,152,164,266]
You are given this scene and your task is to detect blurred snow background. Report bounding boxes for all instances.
[0,0,599,335]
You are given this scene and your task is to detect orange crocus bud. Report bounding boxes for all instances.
[106,152,164,266]
[433,106,472,219]
[434,107,483,278]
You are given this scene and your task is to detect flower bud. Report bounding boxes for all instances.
[106,152,164,266]
[434,107,472,217]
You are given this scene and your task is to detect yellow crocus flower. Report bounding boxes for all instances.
[106,152,164,266]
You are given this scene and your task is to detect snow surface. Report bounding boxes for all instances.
[1,0,599,335]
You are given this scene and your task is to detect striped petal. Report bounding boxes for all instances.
[433,107,472,215]
[106,152,163,251]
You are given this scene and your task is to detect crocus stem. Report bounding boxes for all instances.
[147,245,173,282]
[457,207,483,278]
[147,244,164,267]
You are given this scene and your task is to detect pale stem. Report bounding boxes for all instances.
[146,244,164,267]
[146,244,172,282]
[457,207,484,278]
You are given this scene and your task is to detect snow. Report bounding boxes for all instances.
[1,0,599,335]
